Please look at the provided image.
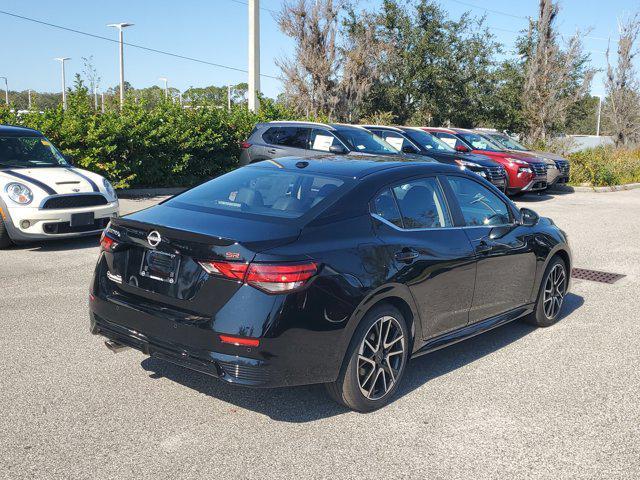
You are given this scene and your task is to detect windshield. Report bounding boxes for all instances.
[0,136,69,168]
[404,129,456,152]
[166,167,349,220]
[334,127,399,155]
[457,132,504,152]
[486,133,528,151]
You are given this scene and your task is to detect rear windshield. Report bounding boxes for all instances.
[166,167,348,220]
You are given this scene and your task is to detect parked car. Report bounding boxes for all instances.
[475,129,570,185]
[423,127,549,195]
[90,155,571,412]
[0,125,119,248]
[239,121,401,165]
[363,125,508,192]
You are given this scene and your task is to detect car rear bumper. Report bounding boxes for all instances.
[90,311,271,386]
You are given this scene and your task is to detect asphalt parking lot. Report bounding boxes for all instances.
[1,189,639,480]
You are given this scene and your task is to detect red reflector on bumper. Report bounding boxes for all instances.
[219,335,260,347]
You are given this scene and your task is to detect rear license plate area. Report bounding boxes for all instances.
[70,212,95,227]
[140,249,181,284]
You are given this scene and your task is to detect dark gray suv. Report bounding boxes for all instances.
[239,121,401,165]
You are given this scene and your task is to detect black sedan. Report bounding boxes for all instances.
[90,156,571,412]
[364,125,508,191]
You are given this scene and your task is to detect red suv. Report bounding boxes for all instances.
[423,127,549,195]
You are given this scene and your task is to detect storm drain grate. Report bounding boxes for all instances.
[571,268,625,284]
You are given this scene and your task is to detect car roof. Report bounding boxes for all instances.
[261,121,371,132]
[0,124,42,137]
[245,154,458,179]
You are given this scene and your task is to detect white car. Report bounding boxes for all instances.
[0,125,119,248]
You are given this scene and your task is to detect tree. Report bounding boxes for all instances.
[276,0,343,118]
[604,12,640,145]
[522,0,595,142]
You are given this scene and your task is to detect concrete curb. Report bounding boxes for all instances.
[116,187,188,198]
[549,182,640,193]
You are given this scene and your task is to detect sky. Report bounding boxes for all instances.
[1,0,637,99]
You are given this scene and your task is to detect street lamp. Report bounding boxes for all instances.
[0,77,8,105]
[107,22,134,109]
[159,77,168,98]
[595,95,602,137]
[54,58,71,110]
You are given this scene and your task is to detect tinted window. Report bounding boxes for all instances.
[447,176,511,226]
[404,130,455,152]
[309,128,341,152]
[371,188,402,228]
[392,178,451,229]
[433,132,467,150]
[333,127,399,155]
[378,131,414,152]
[167,167,346,220]
[262,127,310,149]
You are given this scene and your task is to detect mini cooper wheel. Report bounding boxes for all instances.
[326,305,409,412]
[0,216,13,249]
[525,256,567,327]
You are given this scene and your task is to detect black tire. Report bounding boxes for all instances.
[326,304,410,412]
[0,216,13,249]
[524,256,568,327]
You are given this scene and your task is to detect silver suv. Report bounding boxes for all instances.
[239,121,401,165]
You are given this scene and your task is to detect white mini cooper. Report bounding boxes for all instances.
[0,125,119,248]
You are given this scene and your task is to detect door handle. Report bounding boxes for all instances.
[267,148,277,154]
[394,249,419,263]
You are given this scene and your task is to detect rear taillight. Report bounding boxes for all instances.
[99,232,118,252]
[240,141,252,149]
[219,334,260,347]
[198,261,318,294]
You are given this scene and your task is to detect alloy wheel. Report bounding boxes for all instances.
[357,316,406,400]
[543,264,567,319]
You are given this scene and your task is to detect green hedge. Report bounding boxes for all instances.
[568,146,640,187]
[0,83,290,188]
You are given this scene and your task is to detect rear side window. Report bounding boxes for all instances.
[167,167,347,220]
[446,176,511,226]
[371,189,403,228]
[262,127,310,149]
[392,178,452,229]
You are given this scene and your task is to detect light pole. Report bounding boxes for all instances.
[227,84,232,112]
[248,0,260,112]
[54,58,71,110]
[0,77,8,105]
[159,77,168,98]
[101,93,105,113]
[595,95,602,137]
[107,22,134,109]
[28,89,32,109]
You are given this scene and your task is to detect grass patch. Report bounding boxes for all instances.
[568,147,640,187]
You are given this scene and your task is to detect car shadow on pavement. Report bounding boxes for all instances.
[140,293,584,423]
[515,189,574,203]
[9,235,100,252]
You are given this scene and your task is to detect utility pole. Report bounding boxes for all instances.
[107,22,134,110]
[94,87,98,111]
[28,89,32,109]
[0,77,8,105]
[227,84,232,112]
[54,58,70,110]
[159,77,168,98]
[596,95,602,137]
[101,93,105,113]
[248,0,260,112]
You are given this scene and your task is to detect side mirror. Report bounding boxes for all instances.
[519,207,539,226]
[329,144,347,154]
[401,145,418,154]
[455,145,470,153]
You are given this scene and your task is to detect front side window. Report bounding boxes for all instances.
[392,178,451,229]
[0,136,69,168]
[487,134,528,151]
[405,129,455,152]
[371,188,403,228]
[447,176,511,227]
[333,127,399,155]
[433,132,467,150]
[309,129,341,152]
[167,167,347,220]
[378,132,413,152]
[262,127,310,149]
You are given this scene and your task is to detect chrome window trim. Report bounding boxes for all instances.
[371,213,515,232]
